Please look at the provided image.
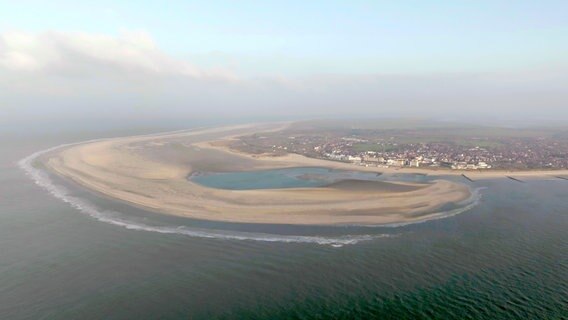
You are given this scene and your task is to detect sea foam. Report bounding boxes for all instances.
[361,186,485,228]
[18,142,392,247]
[18,138,481,247]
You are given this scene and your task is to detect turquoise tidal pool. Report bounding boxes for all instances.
[188,167,430,190]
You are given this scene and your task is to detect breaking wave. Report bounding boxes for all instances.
[18,144,393,247]
[365,186,485,228]
[18,139,482,246]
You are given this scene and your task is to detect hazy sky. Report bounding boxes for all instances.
[1,1,567,126]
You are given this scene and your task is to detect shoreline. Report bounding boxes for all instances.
[36,122,554,226]
[197,139,568,180]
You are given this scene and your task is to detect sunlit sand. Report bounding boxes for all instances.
[44,123,481,225]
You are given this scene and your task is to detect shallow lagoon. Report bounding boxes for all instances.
[189,167,430,190]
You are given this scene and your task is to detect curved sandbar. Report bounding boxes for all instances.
[43,123,473,225]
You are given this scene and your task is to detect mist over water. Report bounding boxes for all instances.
[1,127,567,319]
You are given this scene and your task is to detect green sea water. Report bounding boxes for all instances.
[1,129,566,319]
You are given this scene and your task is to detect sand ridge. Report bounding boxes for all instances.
[43,123,480,225]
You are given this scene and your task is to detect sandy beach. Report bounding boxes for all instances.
[41,122,562,225]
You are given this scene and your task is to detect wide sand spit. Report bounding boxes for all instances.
[43,122,551,225]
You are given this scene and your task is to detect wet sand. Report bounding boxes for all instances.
[43,123,478,225]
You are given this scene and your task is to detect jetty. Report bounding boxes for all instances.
[506,176,524,183]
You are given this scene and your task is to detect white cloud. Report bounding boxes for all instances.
[0,30,236,80]
[0,30,566,123]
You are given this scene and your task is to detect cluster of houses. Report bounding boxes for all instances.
[448,161,492,170]
[323,152,492,170]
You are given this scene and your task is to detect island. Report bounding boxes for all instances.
[33,122,474,225]
[39,121,568,225]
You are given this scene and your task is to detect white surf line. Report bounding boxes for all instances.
[362,186,485,228]
[18,142,393,247]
